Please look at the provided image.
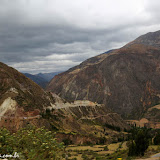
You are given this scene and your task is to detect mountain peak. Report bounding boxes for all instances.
[127,30,160,48]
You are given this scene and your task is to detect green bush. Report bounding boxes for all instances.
[0,126,64,160]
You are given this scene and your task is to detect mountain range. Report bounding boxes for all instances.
[24,72,61,88]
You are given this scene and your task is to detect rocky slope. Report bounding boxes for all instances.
[45,98,129,144]
[47,30,160,120]
[46,98,128,131]
[0,62,57,131]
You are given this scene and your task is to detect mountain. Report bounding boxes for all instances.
[127,30,160,48]
[24,72,61,88]
[36,72,61,82]
[24,73,48,88]
[0,62,128,143]
[47,30,160,121]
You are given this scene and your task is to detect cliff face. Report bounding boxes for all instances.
[47,31,160,119]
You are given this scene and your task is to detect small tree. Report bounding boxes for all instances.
[134,130,149,156]
[128,128,149,156]
[128,141,136,156]
[154,132,160,145]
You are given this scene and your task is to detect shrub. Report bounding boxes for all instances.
[0,126,64,160]
[104,146,109,151]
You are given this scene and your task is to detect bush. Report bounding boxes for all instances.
[104,124,121,132]
[62,138,73,145]
[104,146,109,151]
[0,126,64,160]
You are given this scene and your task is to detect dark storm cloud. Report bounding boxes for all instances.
[0,0,160,73]
[0,24,126,63]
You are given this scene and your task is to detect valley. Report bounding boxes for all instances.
[0,30,160,159]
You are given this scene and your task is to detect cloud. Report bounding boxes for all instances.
[0,0,160,73]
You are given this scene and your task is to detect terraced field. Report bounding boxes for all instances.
[64,142,128,160]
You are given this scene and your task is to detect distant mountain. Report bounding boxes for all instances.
[24,73,48,88]
[47,30,160,122]
[36,72,61,82]
[24,72,61,88]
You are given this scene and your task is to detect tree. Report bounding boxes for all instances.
[154,131,160,145]
[134,130,149,156]
[128,128,149,156]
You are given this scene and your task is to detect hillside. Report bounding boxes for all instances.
[47,31,160,120]
[0,62,57,131]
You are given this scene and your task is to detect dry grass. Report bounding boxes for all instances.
[121,141,128,150]
[98,150,114,154]
[66,145,103,151]
[108,142,121,151]
[148,145,159,150]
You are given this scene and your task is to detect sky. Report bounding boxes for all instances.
[0,0,160,74]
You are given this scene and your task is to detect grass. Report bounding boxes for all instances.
[64,142,160,160]
[65,141,129,160]
[108,142,121,151]
[66,145,104,151]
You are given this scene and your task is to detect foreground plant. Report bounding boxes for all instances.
[0,126,64,160]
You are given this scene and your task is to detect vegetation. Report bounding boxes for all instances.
[128,127,150,156]
[154,131,160,145]
[0,126,64,160]
[104,123,121,132]
[0,123,160,160]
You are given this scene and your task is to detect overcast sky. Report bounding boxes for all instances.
[0,0,160,74]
